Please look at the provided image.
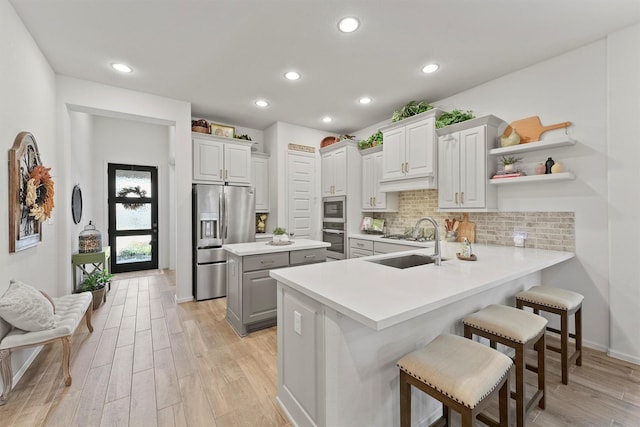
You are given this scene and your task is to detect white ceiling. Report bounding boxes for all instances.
[10,0,640,135]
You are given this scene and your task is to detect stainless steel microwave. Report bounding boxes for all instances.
[322,196,346,222]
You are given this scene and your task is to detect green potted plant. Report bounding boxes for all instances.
[358,130,383,149]
[435,109,475,129]
[391,101,434,122]
[79,269,113,309]
[500,156,522,173]
[272,227,288,243]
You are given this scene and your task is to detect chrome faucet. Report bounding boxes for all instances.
[413,217,441,266]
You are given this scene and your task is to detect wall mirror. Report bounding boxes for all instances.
[71,184,83,224]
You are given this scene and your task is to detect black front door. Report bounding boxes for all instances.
[108,163,158,273]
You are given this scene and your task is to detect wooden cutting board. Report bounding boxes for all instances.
[503,116,571,143]
[455,214,476,243]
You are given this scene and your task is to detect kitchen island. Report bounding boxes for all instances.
[223,239,329,336]
[270,242,574,427]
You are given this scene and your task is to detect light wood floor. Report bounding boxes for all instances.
[0,270,638,426]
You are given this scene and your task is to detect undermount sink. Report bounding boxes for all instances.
[366,254,442,269]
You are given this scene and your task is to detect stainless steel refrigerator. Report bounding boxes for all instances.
[193,184,255,300]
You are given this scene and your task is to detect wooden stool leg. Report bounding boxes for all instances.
[538,333,546,409]
[461,411,473,427]
[442,403,450,426]
[515,343,525,427]
[576,306,583,366]
[499,373,511,427]
[85,302,94,333]
[561,311,569,385]
[399,371,411,427]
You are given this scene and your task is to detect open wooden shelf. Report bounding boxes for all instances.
[490,172,575,185]
[489,137,576,156]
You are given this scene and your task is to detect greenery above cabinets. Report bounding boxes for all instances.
[435,109,475,129]
[391,101,434,122]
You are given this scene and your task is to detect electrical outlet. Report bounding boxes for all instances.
[294,311,302,335]
[513,231,527,247]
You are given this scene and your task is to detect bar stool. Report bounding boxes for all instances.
[516,286,583,385]
[397,334,513,427]
[463,305,547,427]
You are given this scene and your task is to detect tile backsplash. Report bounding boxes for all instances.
[371,190,574,252]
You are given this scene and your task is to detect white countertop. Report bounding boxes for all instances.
[270,242,574,330]
[223,239,330,256]
[349,233,436,248]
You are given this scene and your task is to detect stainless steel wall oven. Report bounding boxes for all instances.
[322,196,346,259]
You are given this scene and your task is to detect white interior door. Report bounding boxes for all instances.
[287,152,316,239]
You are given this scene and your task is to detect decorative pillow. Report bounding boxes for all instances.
[40,290,56,314]
[0,280,55,331]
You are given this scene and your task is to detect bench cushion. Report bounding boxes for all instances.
[0,281,55,332]
[0,292,92,350]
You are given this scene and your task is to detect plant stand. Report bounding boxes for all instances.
[71,246,111,296]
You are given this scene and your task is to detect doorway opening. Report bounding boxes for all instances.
[108,163,159,273]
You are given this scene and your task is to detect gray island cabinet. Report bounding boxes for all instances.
[223,239,330,336]
[270,242,574,427]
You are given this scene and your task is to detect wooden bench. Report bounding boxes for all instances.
[0,292,93,405]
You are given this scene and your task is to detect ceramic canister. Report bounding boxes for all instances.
[551,162,564,173]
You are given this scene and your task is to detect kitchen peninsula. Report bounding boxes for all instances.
[223,239,329,336]
[271,242,574,427]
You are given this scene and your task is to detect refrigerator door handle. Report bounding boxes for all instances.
[218,191,224,241]
[224,192,229,239]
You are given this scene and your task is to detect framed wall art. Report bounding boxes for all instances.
[8,132,55,252]
[209,123,235,138]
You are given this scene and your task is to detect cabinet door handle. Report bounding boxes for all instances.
[405,162,409,173]
[356,243,364,247]
[304,255,316,259]
[220,169,223,178]
[455,192,459,204]
[460,192,464,204]
[225,169,228,180]
[260,260,275,265]
[372,197,376,206]
[401,163,405,174]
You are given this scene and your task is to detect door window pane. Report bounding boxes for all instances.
[116,203,151,230]
[116,169,152,198]
[115,235,152,264]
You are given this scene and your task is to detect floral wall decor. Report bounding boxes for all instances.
[8,132,55,252]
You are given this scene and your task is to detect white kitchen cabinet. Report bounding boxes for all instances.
[360,146,398,211]
[193,133,252,185]
[349,238,373,258]
[378,109,443,192]
[321,146,347,196]
[436,115,503,211]
[320,140,360,198]
[252,152,270,212]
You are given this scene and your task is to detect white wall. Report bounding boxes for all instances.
[91,116,171,268]
[0,0,58,392]
[434,40,611,352]
[56,77,193,302]
[607,23,640,362]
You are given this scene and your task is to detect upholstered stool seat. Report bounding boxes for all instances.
[397,334,513,427]
[516,286,583,385]
[463,304,547,427]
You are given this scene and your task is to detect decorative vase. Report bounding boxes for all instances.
[535,163,546,175]
[91,286,106,310]
[500,127,520,147]
[545,157,555,174]
[504,163,516,173]
[551,162,564,174]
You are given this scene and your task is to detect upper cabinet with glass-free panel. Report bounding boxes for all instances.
[193,133,252,185]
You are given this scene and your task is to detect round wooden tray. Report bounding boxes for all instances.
[266,240,294,246]
[456,253,477,261]
[321,136,338,148]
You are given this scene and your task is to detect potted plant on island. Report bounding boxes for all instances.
[500,156,522,173]
[79,269,113,310]
[272,227,289,244]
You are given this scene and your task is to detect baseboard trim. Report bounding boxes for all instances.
[2,346,44,391]
[607,349,640,365]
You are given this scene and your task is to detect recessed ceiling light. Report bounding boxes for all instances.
[338,17,360,33]
[421,63,439,74]
[322,116,333,123]
[111,63,132,73]
[359,97,372,105]
[284,71,301,80]
[255,100,269,107]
